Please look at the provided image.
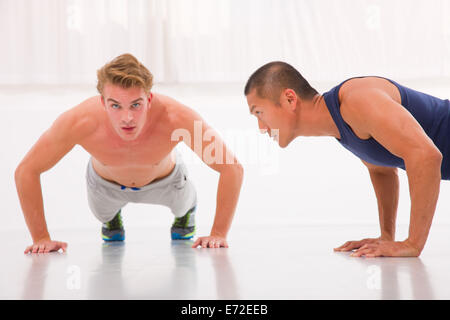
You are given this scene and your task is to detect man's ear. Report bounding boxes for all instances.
[148,92,153,103]
[101,95,106,108]
[284,89,298,110]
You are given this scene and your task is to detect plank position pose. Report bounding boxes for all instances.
[245,61,449,257]
[15,53,243,254]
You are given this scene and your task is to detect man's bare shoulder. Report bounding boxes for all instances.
[154,93,201,129]
[338,77,400,103]
[336,78,388,140]
[57,95,103,140]
[336,77,404,140]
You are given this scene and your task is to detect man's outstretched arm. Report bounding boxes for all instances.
[338,87,442,257]
[15,105,94,253]
[171,104,244,248]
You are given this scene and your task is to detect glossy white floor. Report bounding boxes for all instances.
[3,223,450,300]
[2,80,450,300]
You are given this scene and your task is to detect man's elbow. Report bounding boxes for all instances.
[14,164,25,183]
[412,147,443,171]
[15,163,39,183]
[425,148,443,167]
[433,149,443,164]
[224,161,244,181]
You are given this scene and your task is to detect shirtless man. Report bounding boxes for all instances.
[15,53,243,254]
[245,61,449,257]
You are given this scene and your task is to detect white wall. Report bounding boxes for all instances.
[1,0,450,85]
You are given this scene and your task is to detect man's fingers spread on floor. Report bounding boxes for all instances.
[334,242,349,250]
[351,248,373,257]
[363,249,378,257]
[192,238,201,248]
[337,241,358,251]
[351,241,368,251]
[59,242,68,252]
[338,243,355,251]
[191,237,228,249]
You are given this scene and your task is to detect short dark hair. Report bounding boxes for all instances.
[244,61,318,104]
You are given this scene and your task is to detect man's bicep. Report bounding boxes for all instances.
[19,111,80,174]
[346,89,439,160]
[175,106,239,171]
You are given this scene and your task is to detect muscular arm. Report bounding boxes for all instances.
[341,87,442,256]
[171,104,243,247]
[15,104,95,253]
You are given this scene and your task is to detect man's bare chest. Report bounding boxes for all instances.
[80,128,177,167]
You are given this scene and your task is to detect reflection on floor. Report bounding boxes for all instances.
[3,223,450,300]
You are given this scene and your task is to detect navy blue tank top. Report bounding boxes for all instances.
[323,77,450,180]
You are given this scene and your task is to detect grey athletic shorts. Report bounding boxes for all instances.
[86,151,197,223]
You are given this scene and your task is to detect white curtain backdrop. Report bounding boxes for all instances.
[1,0,450,85]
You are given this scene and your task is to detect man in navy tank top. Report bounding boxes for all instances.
[245,61,449,257]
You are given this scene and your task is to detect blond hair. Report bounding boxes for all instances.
[96,53,153,95]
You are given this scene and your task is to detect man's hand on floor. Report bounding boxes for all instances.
[24,239,68,254]
[192,235,228,248]
[334,237,420,257]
